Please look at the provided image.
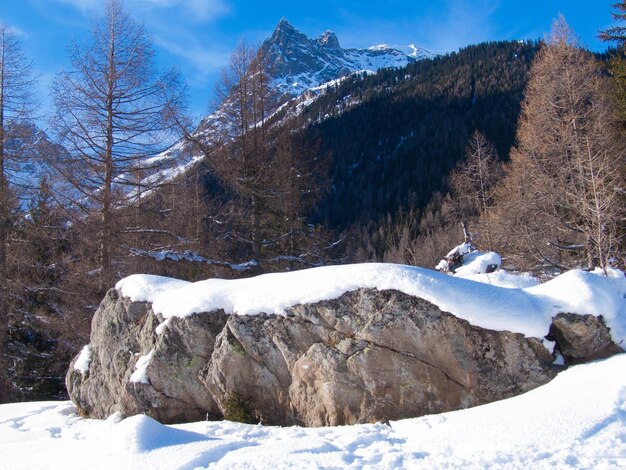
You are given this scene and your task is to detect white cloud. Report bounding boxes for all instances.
[43,0,229,22]
[138,0,229,22]
[7,26,28,38]
[49,0,101,14]
[30,0,231,90]
[154,35,230,76]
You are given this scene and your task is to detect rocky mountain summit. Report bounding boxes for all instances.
[261,18,434,96]
[65,265,624,426]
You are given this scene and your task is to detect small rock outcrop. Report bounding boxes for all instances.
[547,313,624,365]
[65,287,579,427]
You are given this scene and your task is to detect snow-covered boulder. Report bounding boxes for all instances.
[66,264,625,427]
[436,242,501,275]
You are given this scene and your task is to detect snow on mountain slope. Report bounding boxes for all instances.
[1,354,624,469]
[9,21,433,202]
[263,18,434,96]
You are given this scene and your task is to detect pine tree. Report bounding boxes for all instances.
[599,1,626,44]
[599,1,626,128]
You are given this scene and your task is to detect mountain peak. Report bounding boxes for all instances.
[317,30,341,50]
[268,17,309,48]
[276,17,295,32]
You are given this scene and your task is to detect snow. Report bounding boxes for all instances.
[527,269,626,345]
[128,248,260,272]
[453,250,502,276]
[267,25,435,98]
[115,274,190,303]
[456,269,539,288]
[434,258,449,272]
[1,354,624,469]
[130,350,155,384]
[446,241,473,258]
[116,263,626,344]
[73,345,92,374]
[435,243,501,275]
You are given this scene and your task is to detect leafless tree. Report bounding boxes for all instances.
[488,17,625,273]
[449,130,501,247]
[179,42,338,270]
[0,22,37,403]
[50,0,187,289]
[209,41,274,259]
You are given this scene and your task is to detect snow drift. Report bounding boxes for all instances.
[116,263,626,344]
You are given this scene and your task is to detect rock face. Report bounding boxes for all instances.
[66,289,228,423]
[547,313,624,365]
[66,287,577,426]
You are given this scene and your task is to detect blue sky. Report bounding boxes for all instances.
[0,0,618,121]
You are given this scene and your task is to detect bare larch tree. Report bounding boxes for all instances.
[50,0,187,290]
[0,23,36,403]
[449,130,501,248]
[211,41,273,260]
[488,17,625,272]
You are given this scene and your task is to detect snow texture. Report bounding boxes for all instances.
[129,350,155,384]
[1,354,624,469]
[73,345,92,374]
[445,241,473,259]
[456,269,539,288]
[116,275,190,303]
[453,250,502,276]
[116,263,626,344]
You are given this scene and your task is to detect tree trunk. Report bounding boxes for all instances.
[0,59,8,403]
[100,19,116,292]
[251,195,261,259]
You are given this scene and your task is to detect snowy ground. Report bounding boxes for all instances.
[1,354,624,469]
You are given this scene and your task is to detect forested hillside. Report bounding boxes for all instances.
[174,40,539,269]
[305,40,537,228]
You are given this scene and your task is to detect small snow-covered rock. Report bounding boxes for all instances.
[454,250,501,276]
[436,241,501,275]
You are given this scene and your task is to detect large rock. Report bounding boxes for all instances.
[547,313,624,365]
[66,289,227,423]
[66,287,572,426]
